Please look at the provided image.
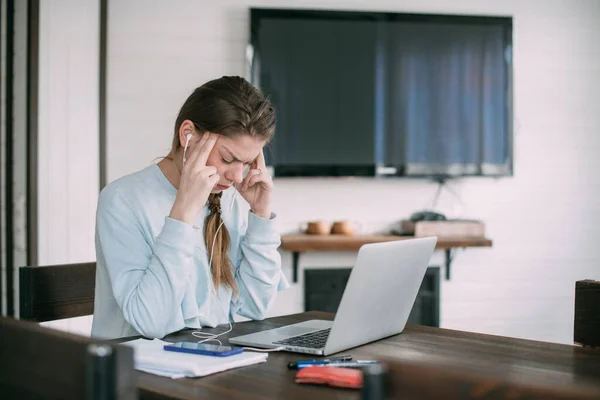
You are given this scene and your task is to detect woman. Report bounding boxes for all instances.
[91,76,288,339]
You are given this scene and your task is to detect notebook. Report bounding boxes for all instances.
[122,338,268,379]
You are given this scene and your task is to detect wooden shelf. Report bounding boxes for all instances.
[281,234,492,252]
[281,234,493,282]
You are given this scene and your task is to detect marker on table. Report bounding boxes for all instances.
[287,354,352,369]
[297,360,379,369]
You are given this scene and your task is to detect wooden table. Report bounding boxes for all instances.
[281,234,493,282]
[136,312,600,400]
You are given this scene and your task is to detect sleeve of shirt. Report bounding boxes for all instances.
[95,188,196,338]
[230,211,289,320]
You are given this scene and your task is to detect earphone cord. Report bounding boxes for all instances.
[191,209,282,353]
[191,206,232,344]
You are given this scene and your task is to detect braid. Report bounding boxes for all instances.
[204,193,236,291]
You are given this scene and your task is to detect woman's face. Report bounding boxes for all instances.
[205,133,266,193]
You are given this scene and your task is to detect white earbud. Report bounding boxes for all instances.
[183,133,192,165]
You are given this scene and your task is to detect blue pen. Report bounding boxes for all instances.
[296,360,379,369]
[288,354,352,369]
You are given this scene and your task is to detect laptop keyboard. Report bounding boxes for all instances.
[273,328,331,349]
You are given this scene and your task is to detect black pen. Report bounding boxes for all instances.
[287,354,352,369]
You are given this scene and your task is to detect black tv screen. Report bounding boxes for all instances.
[249,9,513,178]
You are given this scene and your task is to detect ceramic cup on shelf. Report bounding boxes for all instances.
[300,220,332,235]
[331,220,362,236]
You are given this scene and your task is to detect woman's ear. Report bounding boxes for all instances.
[178,120,197,147]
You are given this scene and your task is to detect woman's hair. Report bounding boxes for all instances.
[172,76,275,292]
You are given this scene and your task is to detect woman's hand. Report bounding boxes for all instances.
[170,133,219,225]
[235,150,273,219]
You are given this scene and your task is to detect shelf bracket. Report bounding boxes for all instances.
[445,249,453,281]
[292,252,300,283]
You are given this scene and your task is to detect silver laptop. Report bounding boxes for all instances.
[229,237,437,355]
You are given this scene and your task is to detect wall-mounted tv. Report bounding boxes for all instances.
[249,8,513,178]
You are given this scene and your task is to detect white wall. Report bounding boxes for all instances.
[106,0,600,344]
[38,0,99,265]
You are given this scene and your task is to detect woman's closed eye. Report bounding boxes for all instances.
[222,157,250,167]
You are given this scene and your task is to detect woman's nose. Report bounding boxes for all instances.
[226,164,245,184]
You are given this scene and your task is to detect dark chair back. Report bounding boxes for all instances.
[19,262,96,322]
[575,279,600,347]
[0,317,137,399]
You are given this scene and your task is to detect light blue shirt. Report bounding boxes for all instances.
[91,164,289,339]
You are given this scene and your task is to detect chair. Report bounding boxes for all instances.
[574,279,600,347]
[19,262,96,322]
[0,317,137,399]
